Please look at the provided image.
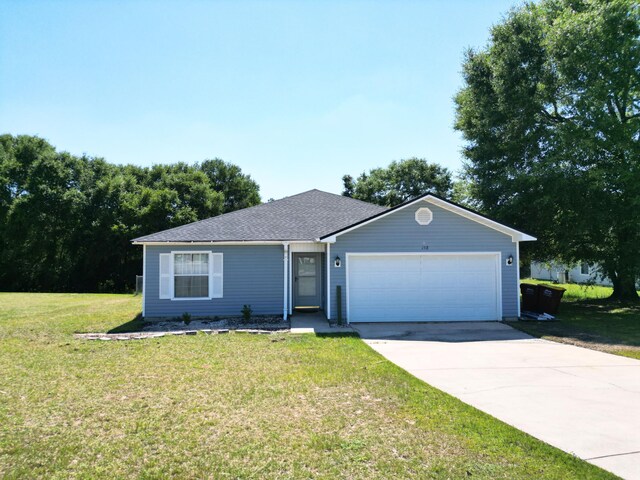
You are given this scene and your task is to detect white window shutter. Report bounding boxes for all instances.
[210,253,223,298]
[159,253,171,299]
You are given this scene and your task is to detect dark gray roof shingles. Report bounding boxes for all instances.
[133,189,387,243]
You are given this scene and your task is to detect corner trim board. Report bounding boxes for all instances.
[283,243,289,320]
[326,243,331,319]
[142,244,147,317]
[516,242,521,318]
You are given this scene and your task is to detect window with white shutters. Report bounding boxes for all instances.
[158,251,223,300]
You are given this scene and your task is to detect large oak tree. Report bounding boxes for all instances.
[455,0,640,300]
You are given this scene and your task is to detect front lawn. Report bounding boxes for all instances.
[510,280,640,359]
[0,293,614,479]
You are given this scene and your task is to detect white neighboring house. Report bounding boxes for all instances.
[530,261,611,285]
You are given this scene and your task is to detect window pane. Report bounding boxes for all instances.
[174,254,186,274]
[298,257,316,276]
[298,277,316,296]
[174,275,209,298]
[193,254,209,274]
[174,253,209,275]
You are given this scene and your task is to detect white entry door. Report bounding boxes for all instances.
[347,253,500,322]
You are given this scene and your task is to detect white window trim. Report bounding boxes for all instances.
[169,250,223,301]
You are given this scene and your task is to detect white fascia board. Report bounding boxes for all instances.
[132,240,298,246]
[424,197,536,242]
[319,194,536,243]
[318,195,442,241]
[317,236,336,244]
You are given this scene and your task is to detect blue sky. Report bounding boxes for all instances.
[0,0,517,200]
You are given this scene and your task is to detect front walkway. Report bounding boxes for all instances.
[353,322,640,480]
[290,311,353,334]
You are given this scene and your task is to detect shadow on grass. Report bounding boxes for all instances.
[108,313,148,334]
[315,332,360,339]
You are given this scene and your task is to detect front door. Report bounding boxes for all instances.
[294,253,321,308]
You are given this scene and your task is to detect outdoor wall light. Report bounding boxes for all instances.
[334,256,342,268]
[506,255,514,266]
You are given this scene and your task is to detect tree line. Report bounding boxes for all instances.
[0,134,260,292]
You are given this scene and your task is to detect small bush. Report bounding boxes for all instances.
[241,304,252,323]
[181,312,192,325]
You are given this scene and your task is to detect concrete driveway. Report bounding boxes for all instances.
[353,322,640,480]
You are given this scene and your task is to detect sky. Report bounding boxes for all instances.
[0,0,518,201]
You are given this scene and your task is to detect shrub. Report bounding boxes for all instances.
[241,304,252,323]
[181,312,192,325]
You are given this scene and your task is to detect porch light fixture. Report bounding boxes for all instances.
[334,256,342,268]
[506,255,514,266]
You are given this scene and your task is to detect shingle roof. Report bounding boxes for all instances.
[132,189,387,243]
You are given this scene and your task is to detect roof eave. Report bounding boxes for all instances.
[131,239,318,246]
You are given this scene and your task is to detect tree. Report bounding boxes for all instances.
[454,0,640,301]
[342,158,453,207]
[199,159,260,213]
[0,134,262,293]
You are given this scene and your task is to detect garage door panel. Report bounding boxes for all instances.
[348,254,499,322]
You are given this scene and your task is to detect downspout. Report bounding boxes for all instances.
[283,243,289,320]
[516,241,521,319]
[142,244,147,318]
[288,247,293,315]
[326,243,331,320]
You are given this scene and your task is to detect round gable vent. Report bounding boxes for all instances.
[415,207,433,226]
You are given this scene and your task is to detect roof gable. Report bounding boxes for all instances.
[319,193,536,242]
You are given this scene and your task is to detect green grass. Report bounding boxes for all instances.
[511,280,640,359]
[522,278,621,301]
[0,293,615,479]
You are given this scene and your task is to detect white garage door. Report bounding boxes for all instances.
[347,253,500,322]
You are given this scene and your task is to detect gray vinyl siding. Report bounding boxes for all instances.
[144,245,283,318]
[329,201,518,320]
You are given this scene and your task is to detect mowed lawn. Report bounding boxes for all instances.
[0,293,614,479]
[510,280,640,360]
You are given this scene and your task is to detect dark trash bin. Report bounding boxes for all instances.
[537,284,566,314]
[520,283,540,312]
